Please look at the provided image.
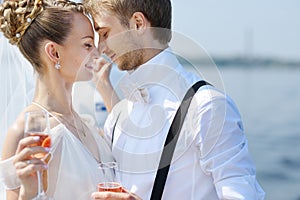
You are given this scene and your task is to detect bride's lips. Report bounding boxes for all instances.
[85,64,93,71]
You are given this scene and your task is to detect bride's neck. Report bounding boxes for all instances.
[33,74,74,115]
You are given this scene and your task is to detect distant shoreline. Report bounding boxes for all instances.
[178,56,300,68]
[212,56,300,68]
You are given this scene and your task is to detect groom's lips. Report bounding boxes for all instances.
[110,54,116,62]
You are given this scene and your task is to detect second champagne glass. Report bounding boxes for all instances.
[24,110,51,200]
[98,161,122,193]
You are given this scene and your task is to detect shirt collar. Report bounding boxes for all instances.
[119,47,183,103]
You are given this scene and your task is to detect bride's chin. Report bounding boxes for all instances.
[85,73,93,81]
[75,71,93,82]
[76,76,93,82]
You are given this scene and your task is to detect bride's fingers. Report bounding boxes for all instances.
[93,56,112,72]
[15,158,46,169]
[42,152,51,163]
[15,136,40,154]
[14,145,50,165]
[15,158,48,178]
[93,59,113,83]
[98,63,112,77]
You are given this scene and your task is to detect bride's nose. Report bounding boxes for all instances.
[91,47,100,59]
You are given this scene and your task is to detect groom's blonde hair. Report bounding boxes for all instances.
[84,0,172,44]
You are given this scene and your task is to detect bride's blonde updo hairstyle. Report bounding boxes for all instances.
[0,0,86,73]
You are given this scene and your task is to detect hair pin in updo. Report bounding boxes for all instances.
[0,0,45,45]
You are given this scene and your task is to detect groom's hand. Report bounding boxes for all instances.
[91,188,142,200]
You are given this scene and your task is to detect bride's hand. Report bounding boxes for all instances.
[92,55,113,85]
[14,136,50,199]
[92,55,120,112]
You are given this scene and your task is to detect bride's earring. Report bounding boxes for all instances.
[55,61,61,70]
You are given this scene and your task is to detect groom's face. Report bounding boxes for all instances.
[93,12,144,71]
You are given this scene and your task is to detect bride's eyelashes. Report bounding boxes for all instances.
[84,43,93,49]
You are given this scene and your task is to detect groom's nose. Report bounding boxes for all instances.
[98,40,108,54]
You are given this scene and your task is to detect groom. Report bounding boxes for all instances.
[84,0,265,199]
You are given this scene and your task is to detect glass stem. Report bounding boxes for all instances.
[37,170,46,197]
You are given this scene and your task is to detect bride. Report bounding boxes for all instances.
[0,0,118,199]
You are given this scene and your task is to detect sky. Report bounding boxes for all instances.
[171,0,300,60]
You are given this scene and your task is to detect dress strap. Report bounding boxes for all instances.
[31,101,62,124]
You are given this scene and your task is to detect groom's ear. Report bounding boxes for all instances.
[130,12,149,33]
[44,41,60,63]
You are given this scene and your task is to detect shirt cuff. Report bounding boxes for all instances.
[215,175,265,200]
[0,156,21,190]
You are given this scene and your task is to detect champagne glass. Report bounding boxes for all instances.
[98,162,122,192]
[24,110,51,200]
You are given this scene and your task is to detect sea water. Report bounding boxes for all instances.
[199,66,300,200]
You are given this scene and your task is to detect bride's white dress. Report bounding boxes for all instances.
[47,120,114,199]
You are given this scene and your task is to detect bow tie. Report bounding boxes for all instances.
[120,80,150,103]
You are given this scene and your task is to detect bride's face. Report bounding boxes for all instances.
[58,13,98,82]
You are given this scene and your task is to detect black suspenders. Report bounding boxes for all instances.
[150,80,210,200]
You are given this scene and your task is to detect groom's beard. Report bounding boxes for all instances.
[117,48,144,71]
[114,30,145,71]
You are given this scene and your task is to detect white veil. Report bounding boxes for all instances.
[0,32,35,197]
[0,32,35,158]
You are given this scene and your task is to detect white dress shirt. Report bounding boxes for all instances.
[104,48,265,200]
